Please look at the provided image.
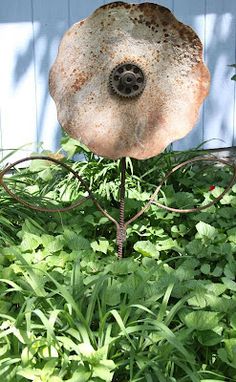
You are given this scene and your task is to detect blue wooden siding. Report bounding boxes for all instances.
[0,0,235,161]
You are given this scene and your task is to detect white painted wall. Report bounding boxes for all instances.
[0,0,235,161]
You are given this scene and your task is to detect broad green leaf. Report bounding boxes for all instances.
[188,292,207,309]
[61,137,89,158]
[222,277,236,291]
[93,361,115,382]
[211,187,234,205]
[46,235,65,253]
[78,344,109,366]
[84,215,95,226]
[120,274,146,299]
[133,241,159,258]
[211,265,223,277]
[181,310,220,331]
[186,240,205,256]
[97,217,110,226]
[227,227,236,243]
[38,168,53,182]
[218,206,236,218]
[206,283,226,296]
[106,258,138,275]
[57,336,80,353]
[196,221,217,239]
[175,192,196,209]
[20,232,42,252]
[104,284,121,306]
[45,254,66,268]
[66,366,91,382]
[206,295,235,313]
[61,138,78,158]
[156,238,177,251]
[171,224,188,237]
[29,153,54,171]
[39,345,58,358]
[91,239,110,254]
[224,339,236,364]
[141,257,157,268]
[78,343,95,358]
[42,359,58,378]
[21,346,36,364]
[128,189,149,201]
[217,348,230,364]
[21,218,45,236]
[220,194,234,205]
[175,259,199,281]
[224,263,236,279]
[211,186,225,198]
[0,344,9,359]
[200,264,211,275]
[41,234,55,247]
[230,312,236,329]
[64,229,91,251]
[197,330,222,346]
[17,368,41,379]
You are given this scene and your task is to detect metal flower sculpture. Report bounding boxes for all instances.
[1,2,235,258]
[49,2,210,160]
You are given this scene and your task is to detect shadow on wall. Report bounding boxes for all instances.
[13,23,64,151]
[6,0,236,152]
[13,13,70,151]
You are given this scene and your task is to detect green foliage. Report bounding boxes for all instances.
[1,138,236,380]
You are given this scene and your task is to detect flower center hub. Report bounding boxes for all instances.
[109,62,146,98]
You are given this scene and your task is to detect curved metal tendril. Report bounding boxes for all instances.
[0,155,236,259]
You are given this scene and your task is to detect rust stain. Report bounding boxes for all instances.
[97,2,131,12]
[71,72,90,92]
[49,1,210,160]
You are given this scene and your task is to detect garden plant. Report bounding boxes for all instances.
[1,137,236,381]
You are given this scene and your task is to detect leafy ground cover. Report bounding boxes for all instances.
[1,138,236,381]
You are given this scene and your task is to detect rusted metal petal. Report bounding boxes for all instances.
[49,2,210,160]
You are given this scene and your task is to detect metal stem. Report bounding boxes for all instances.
[117,157,126,259]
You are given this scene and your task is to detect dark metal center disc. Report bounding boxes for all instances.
[121,72,137,86]
[109,62,146,98]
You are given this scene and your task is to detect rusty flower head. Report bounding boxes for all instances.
[49,1,210,160]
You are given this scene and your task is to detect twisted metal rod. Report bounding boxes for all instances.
[1,155,236,258]
[117,158,126,259]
